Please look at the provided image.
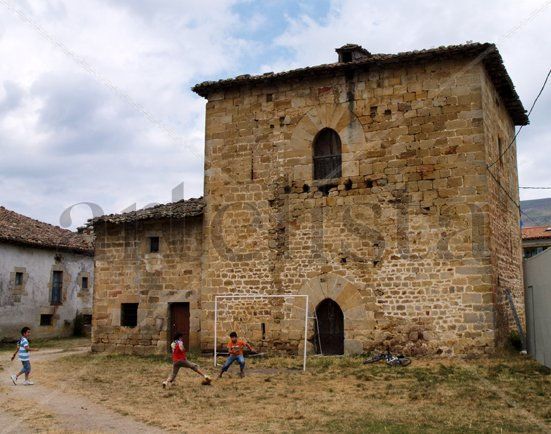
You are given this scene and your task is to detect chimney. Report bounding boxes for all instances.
[336,44,371,63]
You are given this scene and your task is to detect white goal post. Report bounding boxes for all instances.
[213,294,310,371]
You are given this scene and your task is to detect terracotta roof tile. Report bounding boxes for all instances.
[0,206,93,254]
[522,226,551,240]
[192,42,528,125]
[89,197,205,225]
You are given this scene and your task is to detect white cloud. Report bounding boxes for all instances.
[270,0,551,202]
[0,0,550,230]
[0,0,250,228]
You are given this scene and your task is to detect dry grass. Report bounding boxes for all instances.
[32,351,550,433]
[0,396,60,431]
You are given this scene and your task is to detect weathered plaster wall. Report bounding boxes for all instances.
[92,216,202,354]
[0,243,93,340]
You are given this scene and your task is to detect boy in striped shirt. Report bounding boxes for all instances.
[10,327,36,385]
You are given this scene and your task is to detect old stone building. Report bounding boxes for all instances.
[91,42,527,356]
[0,206,94,340]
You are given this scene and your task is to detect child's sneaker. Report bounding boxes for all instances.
[10,375,17,385]
[22,380,34,385]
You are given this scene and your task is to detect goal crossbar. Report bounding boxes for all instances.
[213,294,309,371]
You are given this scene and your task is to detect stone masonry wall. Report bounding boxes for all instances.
[200,58,511,355]
[480,68,525,345]
[92,216,202,355]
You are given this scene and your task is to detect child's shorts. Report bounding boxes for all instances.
[20,361,31,373]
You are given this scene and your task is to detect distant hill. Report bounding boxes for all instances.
[521,197,551,227]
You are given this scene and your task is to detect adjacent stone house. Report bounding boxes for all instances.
[91,42,527,356]
[0,206,94,340]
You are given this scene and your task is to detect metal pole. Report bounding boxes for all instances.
[303,295,309,371]
[213,297,218,367]
[315,309,323,356]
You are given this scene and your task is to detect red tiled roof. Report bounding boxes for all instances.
[522,226,551,240]
[0,206,93,254]
[192,42,528,126]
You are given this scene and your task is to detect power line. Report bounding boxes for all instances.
[486,167,541,227]
[521,210,542,227]
[486,167,520,208]
[519,186,551,190]
[487,68,551,169]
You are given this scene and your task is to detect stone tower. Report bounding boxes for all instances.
[192,42,527,356]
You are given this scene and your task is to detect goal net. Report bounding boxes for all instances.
[214,294,310,371]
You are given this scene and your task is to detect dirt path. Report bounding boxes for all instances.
[0,348,166,433]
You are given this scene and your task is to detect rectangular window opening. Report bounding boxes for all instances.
[40,314,53,326]
[261,322,266,340]
[14,272,23,286]
[51,270,63,305]
[149,236,160,253]
[81,276,89,289]
[121,303,139,328]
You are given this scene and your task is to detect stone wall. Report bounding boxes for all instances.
[0,243,93,340]
[92,216,202,354]
[200,57,519,355]
[481,68,525,345]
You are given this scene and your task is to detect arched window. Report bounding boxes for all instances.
[313,128,342,180]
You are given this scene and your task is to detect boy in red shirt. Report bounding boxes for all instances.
[163,332,211,388]
[218,331,256,378]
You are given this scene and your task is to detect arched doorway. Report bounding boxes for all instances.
[315,299,344,355]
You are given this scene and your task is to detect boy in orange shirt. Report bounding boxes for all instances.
[218,331,255,378]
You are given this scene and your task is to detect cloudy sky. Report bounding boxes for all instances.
[0,0,550,229]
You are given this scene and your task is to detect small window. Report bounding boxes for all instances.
[81,276,89,290]
[40,314,53,326]
[149,236,160,253]
[313,128,342,180]
[14,272,23,286]
[51,270,63,305]
[121,303,138,328]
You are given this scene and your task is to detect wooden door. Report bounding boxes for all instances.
[315,299,344,355]
[169,303,190,351]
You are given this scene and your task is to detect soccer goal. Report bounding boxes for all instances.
[213,294,310,371]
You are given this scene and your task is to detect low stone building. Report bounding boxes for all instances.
[91,199,204,354]
[91,42,527,356]
[0,206,94,340]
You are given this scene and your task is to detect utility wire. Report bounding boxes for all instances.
[519,186,551,189]
[484,67,551,226]
[486,167,541,227]
[487,68,551,169]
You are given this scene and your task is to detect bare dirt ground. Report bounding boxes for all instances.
[0,339,164,433]
[1,338,550,433]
